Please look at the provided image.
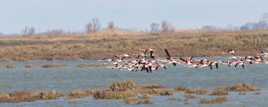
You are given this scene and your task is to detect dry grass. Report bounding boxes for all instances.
[209,88,229,96]
[176,83,258,97]
[200,96,227,104]
[175,86,208,95]
[109,80,136,91]
[93,81,173,100]
[0,81,260,104]
[0,30,267,61]
[136,88,174,96]
[68,89,94,99]
[124,97,152,105]
[0,90,63,103]
[93,90,136,100]
[184,94,198,99]
[227,83,258,92]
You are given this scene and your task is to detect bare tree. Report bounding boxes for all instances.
[161,21,168,32]
[161,21,175,33]
[261,13,268,22]
[22,26,35,35]
[86,23,93,33]
[107,21,115,30]
[150,22,160,33]
[86,18,101,33]
[92,18,101,32]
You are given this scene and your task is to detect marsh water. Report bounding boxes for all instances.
[0,59,267,107]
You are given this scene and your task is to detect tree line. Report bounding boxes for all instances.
[10,13,268,36]
[18,18,177,36]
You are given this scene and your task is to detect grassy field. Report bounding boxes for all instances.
[0,29,268,61]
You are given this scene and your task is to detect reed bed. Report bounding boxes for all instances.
[200,96,227,104]
[124,97,152,105]
[175,86,208,95]
[0,80,260,105]
[0,90,63,103]
[68,89,94,99]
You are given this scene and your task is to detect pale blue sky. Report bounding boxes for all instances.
[0,0,267,33]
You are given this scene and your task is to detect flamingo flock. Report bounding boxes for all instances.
[106,48,268,73]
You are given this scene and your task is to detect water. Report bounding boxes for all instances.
[0,60,267,107]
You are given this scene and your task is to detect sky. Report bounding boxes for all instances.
[0,0,268,34]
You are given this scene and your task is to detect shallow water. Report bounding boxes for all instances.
[0,60,267,107]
